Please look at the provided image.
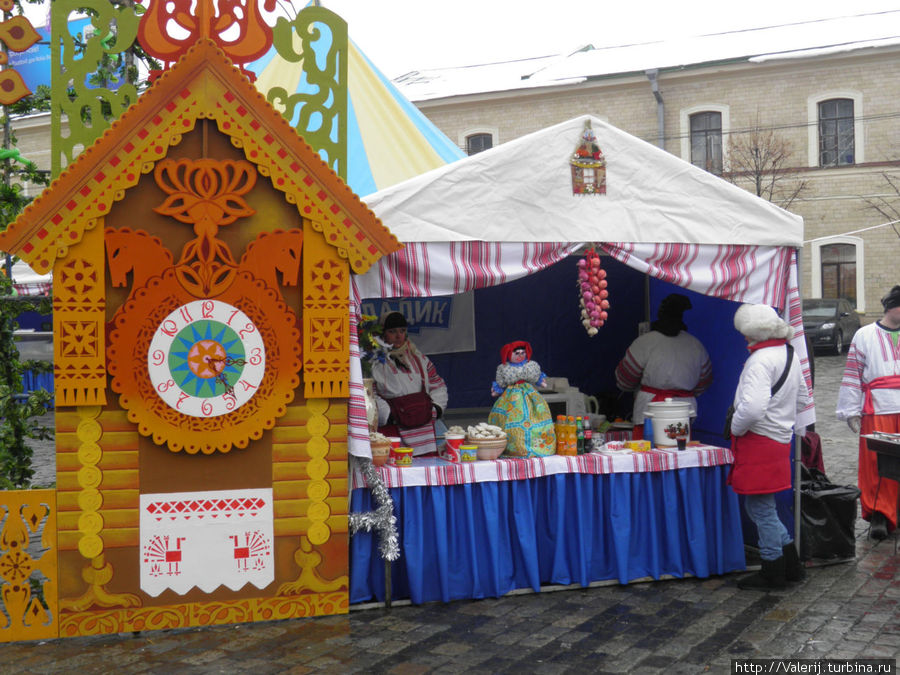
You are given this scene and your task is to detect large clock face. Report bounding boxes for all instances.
[147,300,266,418]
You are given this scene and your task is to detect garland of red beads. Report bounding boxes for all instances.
[577,248,609,336]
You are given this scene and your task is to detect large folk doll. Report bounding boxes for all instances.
[488,341,556,457]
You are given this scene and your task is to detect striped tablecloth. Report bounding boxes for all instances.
[351,444,733,490]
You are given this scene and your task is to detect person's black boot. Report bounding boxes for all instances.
[783,544,806,582]
[737,557,786,591]
[870,512,889,540]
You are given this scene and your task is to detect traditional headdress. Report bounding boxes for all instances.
[733,304,794,344]
[500,340,532,363]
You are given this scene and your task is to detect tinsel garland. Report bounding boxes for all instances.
[348,456,400,562]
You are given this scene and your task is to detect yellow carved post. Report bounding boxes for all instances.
[53,219,107,406]
[303,223,351,399]
[58,406,140,615]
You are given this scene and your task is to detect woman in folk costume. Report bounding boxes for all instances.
[730,304,809,590]
[371,312,448,456]
[615,293,713,437]
[837,285,900,540]
[488,340,556,457]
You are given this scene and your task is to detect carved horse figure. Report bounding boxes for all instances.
[239,229,303,291]
[105,227,174,292]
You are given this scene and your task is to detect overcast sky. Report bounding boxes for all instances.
[313,0,900,78]
[20,0,900,79]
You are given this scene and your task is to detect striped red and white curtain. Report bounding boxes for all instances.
[599,242,793,307]
[349,241,813,457]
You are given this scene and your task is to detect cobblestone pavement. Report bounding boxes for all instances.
[4,354,898,674]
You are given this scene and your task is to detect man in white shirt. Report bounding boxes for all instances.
[837,285,900,540]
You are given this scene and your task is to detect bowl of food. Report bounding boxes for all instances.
[472,437,508,460]
[466,423,508,460]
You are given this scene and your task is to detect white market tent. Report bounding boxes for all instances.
[363,114,802,247]
[347,114,814,457]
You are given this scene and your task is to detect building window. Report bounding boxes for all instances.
[820,243,857,305]
[689,112,722,175]
[465,133,492,156]
[818,98,855,167]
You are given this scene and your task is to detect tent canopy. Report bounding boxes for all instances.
[249,38,465,197]
[364,115,803,247]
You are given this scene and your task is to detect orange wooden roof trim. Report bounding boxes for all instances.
[0,39,401,276]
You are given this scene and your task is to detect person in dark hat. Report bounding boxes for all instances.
[837,285,900,540]
[615,293,713,439]
[371,311,448,455]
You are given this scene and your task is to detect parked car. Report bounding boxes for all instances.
[802,298,860,354]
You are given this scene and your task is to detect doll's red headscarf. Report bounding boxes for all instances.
[501,340,532,363]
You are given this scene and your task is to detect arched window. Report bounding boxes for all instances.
[689,111,723,175]
[465,133,493,156]
[818,98,855,167]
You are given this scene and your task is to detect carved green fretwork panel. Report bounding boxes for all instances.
[264,7,348,181]
[49,3,345,180]
[50,0,141,178]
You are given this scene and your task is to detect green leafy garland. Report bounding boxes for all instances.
[0,272,53,489]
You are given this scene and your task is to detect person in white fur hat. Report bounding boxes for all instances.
[729,303,809,590]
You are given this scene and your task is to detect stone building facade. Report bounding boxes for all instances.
[396,32,900,320]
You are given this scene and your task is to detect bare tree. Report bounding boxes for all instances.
[862,172,900,239]
[723,121,809,209]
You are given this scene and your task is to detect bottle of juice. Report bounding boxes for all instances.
[567,416,577,455]
[556,415,566,454]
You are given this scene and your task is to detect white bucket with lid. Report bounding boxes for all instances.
[644,397,693,447]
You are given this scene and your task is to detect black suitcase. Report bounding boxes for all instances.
[800,466,860,562]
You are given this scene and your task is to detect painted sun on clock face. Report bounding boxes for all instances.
[148,300,266,417]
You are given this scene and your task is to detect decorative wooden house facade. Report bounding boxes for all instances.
[0,38,400,639]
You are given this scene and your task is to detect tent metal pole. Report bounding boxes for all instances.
[793,246,803,555]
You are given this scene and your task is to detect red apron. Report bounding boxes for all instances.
[729,431,791,495]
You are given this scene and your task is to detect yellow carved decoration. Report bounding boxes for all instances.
[59,593,348,636]
[53,223,107,407]
[0,490,59,643]
[59,554,140,613]
[275,399,348,598]
[277,535,348,596]
[59,407,140,614]
[303,224,350,398]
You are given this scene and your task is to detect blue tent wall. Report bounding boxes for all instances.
[427,255,750,444]
[427,255,645,418]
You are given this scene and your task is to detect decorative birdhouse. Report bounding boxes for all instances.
[0,38,400,638]
[570,120,607,195]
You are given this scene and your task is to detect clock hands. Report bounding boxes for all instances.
[204,355,247,396]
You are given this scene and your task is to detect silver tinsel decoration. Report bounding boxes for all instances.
[349,456,400,562]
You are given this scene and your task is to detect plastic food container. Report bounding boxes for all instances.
[460,444,478,462]
[391,446,414,466]
[644,398,692,448]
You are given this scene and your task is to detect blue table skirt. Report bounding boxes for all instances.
[350,464,746,605]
